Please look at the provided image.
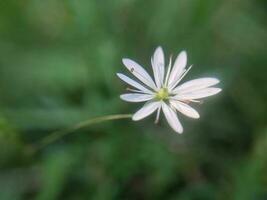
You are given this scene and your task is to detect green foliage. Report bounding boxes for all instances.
[0,0,266,199]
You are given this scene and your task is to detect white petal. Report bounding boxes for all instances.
[175,87,222,100]
[117,73,153,94]
[162,102,183,134]
[168,51,187,88]
[170,100,199,119]
[151,46,165,88]
[120,93,154,102]
[173,78,220,94]
[132,101,161,121]
[122,58,156,90]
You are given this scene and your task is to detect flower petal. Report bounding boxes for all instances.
[173,78,220,94]
[132,101,161,121]
[120,93,154,102]
[151,46,165,88]
[168,51,187,89]
[162,102,183,134]
[117,73,153,94]
[170,100,199,119]
[175,87,222,100]
[122,58,156,90]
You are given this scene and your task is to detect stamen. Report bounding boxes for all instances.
[164,55,172,87]
[170,65,193,90]
[170,98,203,104]
[190,99,203,104]
[181,100,191,104]
[154,106,161,124]
[126,88,146,93]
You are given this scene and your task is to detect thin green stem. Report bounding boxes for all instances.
[31,114,132,152]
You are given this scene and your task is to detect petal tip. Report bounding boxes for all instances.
[116,73,123,78]
[132,115,139,121]
[194,112,200,119]
[156,46,163,51]
[176,128,183,134]
[215,88,222,94]
[215,78,220,83]
[122,58,129,65]
[119,94,125,100]
[154,46,164,56]
[209,78,220,85]
[179,51,187,59]
[180,50,187,55]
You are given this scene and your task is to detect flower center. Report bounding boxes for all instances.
[155,88,169,100]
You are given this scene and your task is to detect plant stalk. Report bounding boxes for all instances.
[31,114,132,152]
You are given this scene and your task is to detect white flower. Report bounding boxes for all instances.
[117,46,221,134]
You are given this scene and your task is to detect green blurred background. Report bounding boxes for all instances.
[0,0,267,199]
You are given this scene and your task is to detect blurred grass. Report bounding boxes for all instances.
[0,0,267,199]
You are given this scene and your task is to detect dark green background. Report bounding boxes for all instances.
[0,0,267,199]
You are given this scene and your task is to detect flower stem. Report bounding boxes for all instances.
[31,114,132,152]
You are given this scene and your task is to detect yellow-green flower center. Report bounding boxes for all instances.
[155,88,169,100]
